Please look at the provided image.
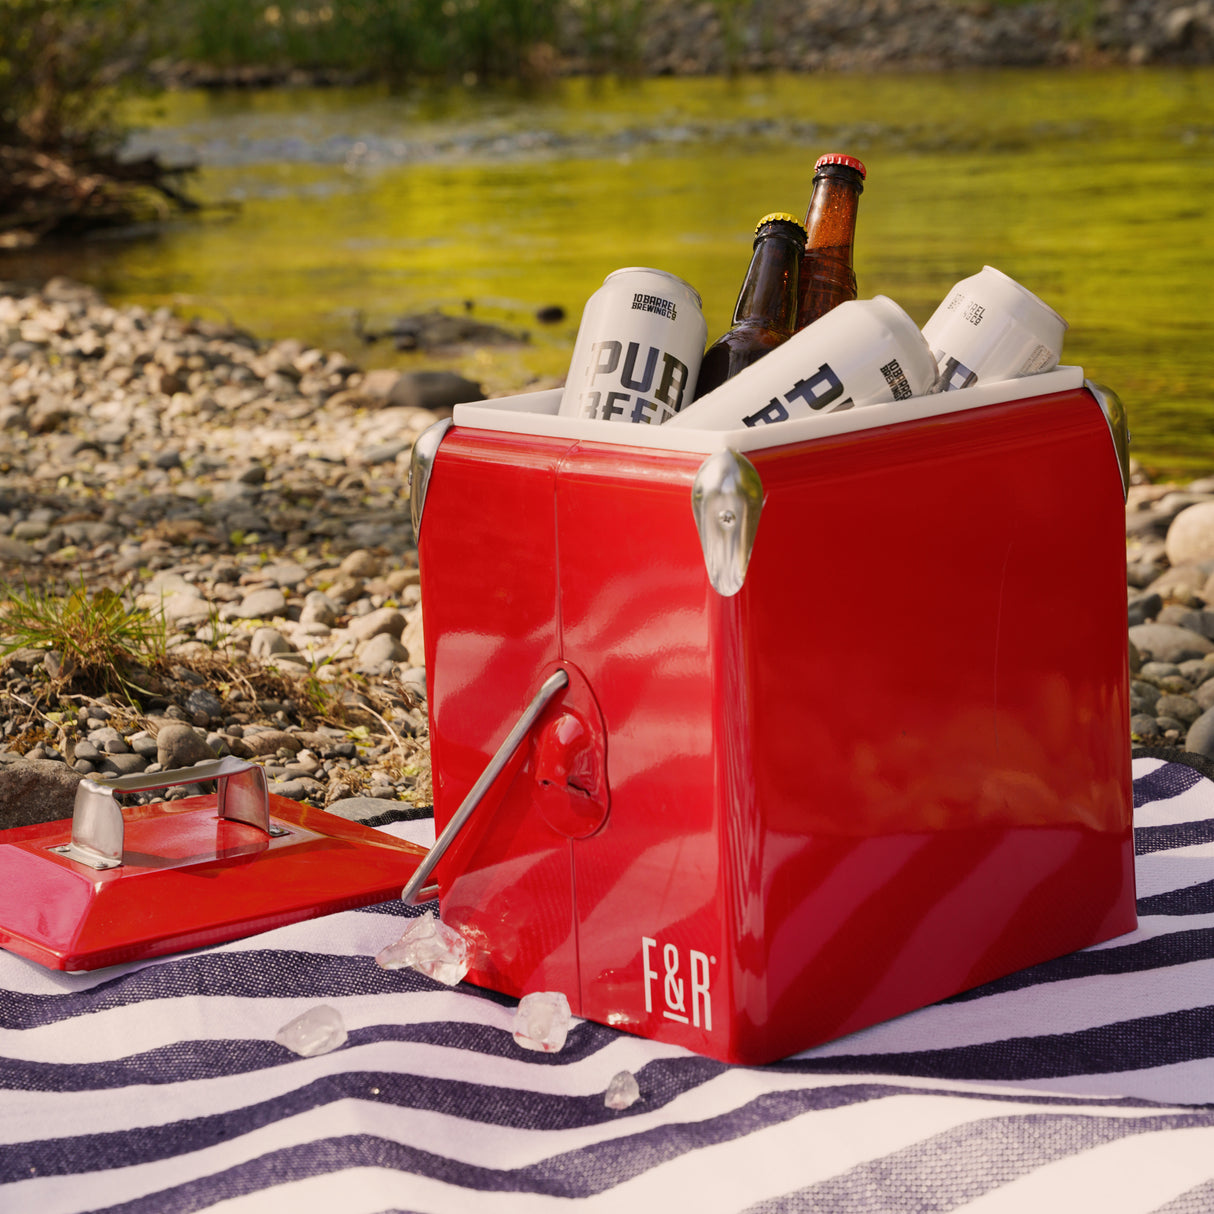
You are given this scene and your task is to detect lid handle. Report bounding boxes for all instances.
[59,757,271,871]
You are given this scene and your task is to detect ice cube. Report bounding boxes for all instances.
[604,1069,641,1110]
[274,1004,347,1057]
[512,990,572,1053]
[375,910,470,986]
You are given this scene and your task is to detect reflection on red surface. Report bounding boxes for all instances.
[420,386,1135,1064]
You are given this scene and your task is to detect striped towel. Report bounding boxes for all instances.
[3,754,1214,1214]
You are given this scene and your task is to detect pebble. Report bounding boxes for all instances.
[1128,462,1214,756]
[0,281,442,826]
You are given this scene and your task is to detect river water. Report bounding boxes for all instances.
[6,67,1211,474]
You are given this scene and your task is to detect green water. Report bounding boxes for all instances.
[8,67,1212,475]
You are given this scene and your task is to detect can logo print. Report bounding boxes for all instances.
[922,266,1066,392]
[576,339,692,424]
[631,291,678,321]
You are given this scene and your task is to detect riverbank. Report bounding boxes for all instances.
[154,0,1214,88]
[0,278,445,823]
[588,0,1214,75]
[3,279,1214,827]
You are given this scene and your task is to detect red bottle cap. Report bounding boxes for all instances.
[814,153,866,178]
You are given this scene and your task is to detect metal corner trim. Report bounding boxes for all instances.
[409,417,454,540]
[1085,379,1130,502]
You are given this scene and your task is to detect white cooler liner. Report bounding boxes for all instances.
[453,365,1085,454]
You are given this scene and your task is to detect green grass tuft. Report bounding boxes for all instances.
[0,580,168,696]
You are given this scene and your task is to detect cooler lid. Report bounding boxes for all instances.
[0,758,429,971]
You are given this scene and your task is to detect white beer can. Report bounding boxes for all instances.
[665,296,937,430]
[922,265,1067,392]
[559,268,707,425]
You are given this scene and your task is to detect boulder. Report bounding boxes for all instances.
[0,757,83,828]
[385,370,484,412]
[1128,623,1214,665]
[156,723,218,769]
[1167,502,1214,566]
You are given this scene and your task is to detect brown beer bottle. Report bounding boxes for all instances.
[693,212,806,399]
[795,153,866,331]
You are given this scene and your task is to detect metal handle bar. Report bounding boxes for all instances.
[401,668,569,905]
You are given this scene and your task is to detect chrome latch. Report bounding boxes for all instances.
[691,448,765,597]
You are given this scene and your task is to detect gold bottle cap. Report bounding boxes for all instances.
[756,212,807,239]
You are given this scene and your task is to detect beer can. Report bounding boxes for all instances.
[922,266,1067,392]
[665,296,937,430]
[559,268,707,425]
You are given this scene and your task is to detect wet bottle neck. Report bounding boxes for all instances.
[796,163,865,330]
[803,165,863,260]
[732,224,803,336]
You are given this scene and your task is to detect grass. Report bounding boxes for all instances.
[0,580,168,699]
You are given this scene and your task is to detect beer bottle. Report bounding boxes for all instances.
[693,212,806,399]
[795,154,866,332]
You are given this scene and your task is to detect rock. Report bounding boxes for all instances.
[260,562,308,589]
[0,536,38,562]
[354,632,409,672]
[399,666,427,699]
[1182,659,1214,687]
[385,568,421,593]
[299,591,340,626]
[347,607,406,642]
[401,607,425,666]
[385,311,522,353]
[268,778,320,801]
[1146,563,1210,605]
[242,729,304,756]
[354,368,402,401]
[1128,623,1214,665]
[339,549,381,578]
[320,574,364,603]
[385,370,484,412]
[156,723,218,769]
[1185,706,1214,757]
[1156,605,1214,639]
[130,732,160,759]
[26,396,74,432]
[1156,694,1204,725]
[0,758,83,827]
[1127,592,1163,626]
[185,688,224,720]
[251,627,295,659]
[324,795,431,822]
[99,753,149,777]
[3,647,46,675]
[1131,713,1163,739]
[363,438,411,465]
[1166,502,1214,567]
[233,588,288,620]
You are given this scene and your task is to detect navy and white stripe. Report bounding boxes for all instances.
[4,757,1214,1213]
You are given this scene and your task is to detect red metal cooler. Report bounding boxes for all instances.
[411,366,1135,1065]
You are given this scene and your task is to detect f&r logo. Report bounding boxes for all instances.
[642,937,713,1031]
